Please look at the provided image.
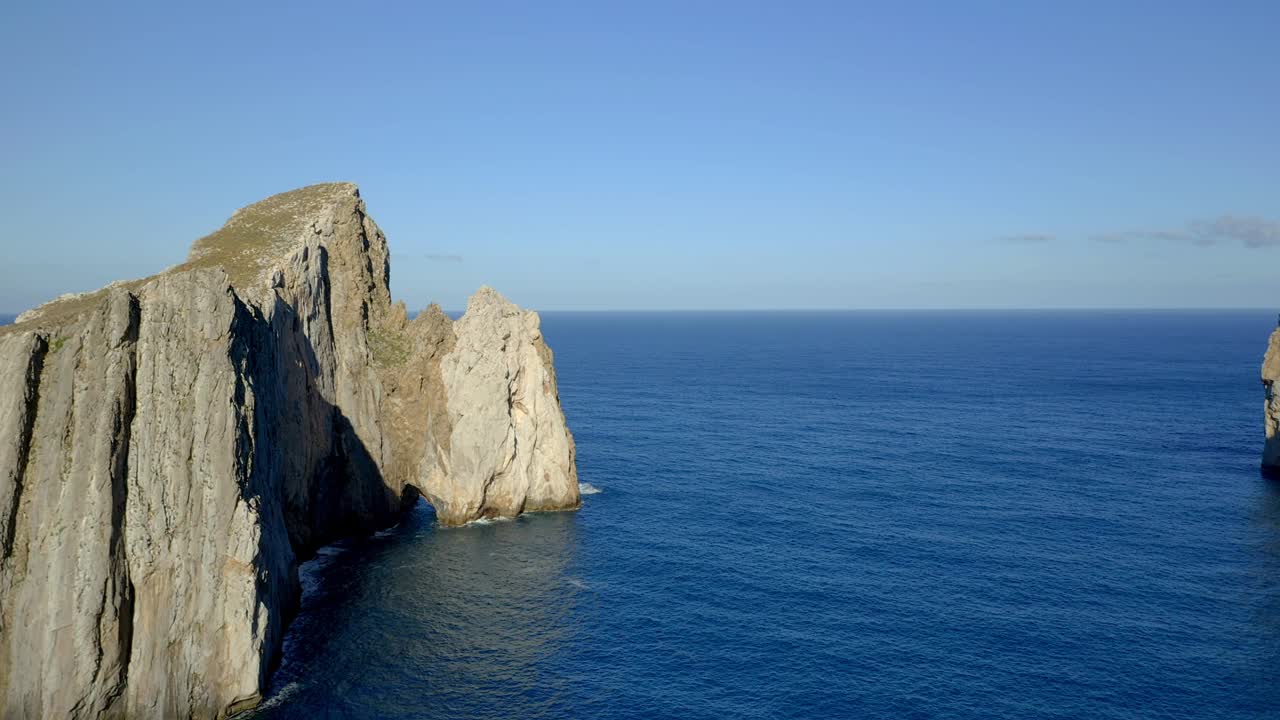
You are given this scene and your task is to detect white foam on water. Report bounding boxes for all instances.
[579,482,603,495]
[297,544,346,595]
[256,681,302,710]
[461,515,515,527]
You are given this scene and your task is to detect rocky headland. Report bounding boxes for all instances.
[0,184,579,718]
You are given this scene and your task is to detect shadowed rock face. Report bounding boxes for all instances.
[0,184,578,718]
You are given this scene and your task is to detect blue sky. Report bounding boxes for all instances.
[2,1,1278,311]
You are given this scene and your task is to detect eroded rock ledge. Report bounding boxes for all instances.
[0,184,579,718]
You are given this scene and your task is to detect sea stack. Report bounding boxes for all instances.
[0,184,579,718]
[1263,326,1280,475]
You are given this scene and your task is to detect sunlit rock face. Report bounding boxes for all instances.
[426,286,580,525]
[0,184,578,718]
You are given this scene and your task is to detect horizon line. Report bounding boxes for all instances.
[448,306,1280,314]
[4,306,1277,321]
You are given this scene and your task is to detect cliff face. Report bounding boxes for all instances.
[431,287,578,523]
[1262,329,1280,473]
[0,184,579,718]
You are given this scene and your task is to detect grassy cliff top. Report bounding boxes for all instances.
[1,183,359,337]
[184,182,359,288]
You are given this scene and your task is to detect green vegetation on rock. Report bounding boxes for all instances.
[185,183,358,289]
[368,325,411,368]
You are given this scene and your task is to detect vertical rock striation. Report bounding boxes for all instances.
[0,183,579,718]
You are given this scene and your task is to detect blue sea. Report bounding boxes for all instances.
[7,310,1280,719]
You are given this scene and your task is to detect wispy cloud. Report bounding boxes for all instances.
[1091,215,1280,248]
[1092,229,1189,244]
[994,233,1055,244]
[1191,216,1280,248]
[395,252,464,263]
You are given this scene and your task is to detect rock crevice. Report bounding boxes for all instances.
[1,333,47,560]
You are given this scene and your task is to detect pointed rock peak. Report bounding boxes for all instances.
[464,285,518,315]
[418,302,451,323]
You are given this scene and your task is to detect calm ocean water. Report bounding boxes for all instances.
[6,310,1279,718]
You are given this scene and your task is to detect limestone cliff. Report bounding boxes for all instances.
[375,288,579,526]
[429,287,578,524]
[1262,328,1280,473]
[0,184,579,718]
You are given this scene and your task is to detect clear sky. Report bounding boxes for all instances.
[2,1,1278,311]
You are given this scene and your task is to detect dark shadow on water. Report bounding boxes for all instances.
[246,501,584,720]
[234,281,420,696]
